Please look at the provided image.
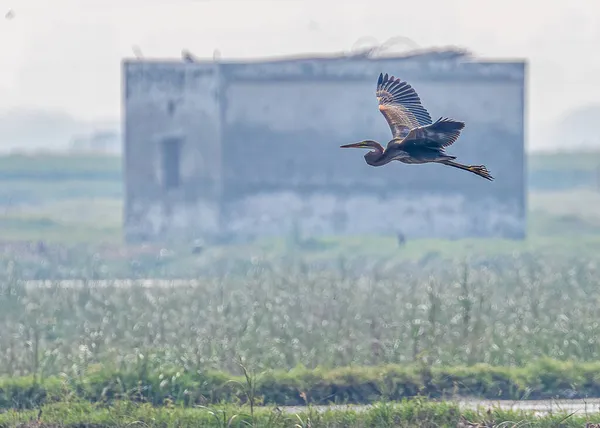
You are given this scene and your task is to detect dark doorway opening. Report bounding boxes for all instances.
[161,137,183,189]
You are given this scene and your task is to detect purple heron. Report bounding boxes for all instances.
[340,73,493,181]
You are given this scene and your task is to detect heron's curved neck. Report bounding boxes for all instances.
[364,143,387,166]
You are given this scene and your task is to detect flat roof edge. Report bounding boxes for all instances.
[120,49,527,67]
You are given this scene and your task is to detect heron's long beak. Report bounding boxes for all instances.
[340,142,364,148]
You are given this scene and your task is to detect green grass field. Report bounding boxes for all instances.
[3,399,596,428]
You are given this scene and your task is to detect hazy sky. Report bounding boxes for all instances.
[1,0,599,150]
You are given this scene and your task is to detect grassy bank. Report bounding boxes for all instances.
[1,359,600,410]
[1,399,593,428]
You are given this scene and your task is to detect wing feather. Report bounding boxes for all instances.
[376,72,433,138]
[396,117,465,149]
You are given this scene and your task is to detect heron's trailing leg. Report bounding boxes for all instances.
[439,159,494,181]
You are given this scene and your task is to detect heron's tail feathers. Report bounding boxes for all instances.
[440,160,494,181]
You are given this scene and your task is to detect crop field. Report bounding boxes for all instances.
[2,152,600,426]
[2,254,600,373]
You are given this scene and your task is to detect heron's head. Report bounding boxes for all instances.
[340,140,385,165]
[340,140,380,150]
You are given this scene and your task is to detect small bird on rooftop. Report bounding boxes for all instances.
[182,49,196,63]
[340,73,493,181]
[132,45,144,59]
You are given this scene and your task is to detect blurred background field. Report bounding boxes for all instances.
[0,151,599,266]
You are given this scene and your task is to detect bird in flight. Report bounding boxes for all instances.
[340,73,493,181]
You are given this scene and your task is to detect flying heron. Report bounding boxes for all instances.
[340,73,493,181]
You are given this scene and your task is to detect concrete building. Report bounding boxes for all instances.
[122,49,527,243]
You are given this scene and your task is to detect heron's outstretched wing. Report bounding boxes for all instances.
[394,117,465,150]
[376,73,432,138]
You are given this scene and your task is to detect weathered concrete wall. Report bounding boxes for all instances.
[220,58,526,240]
[122,55,526,242]
[224,192,522,240]
[122,62,222,242]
